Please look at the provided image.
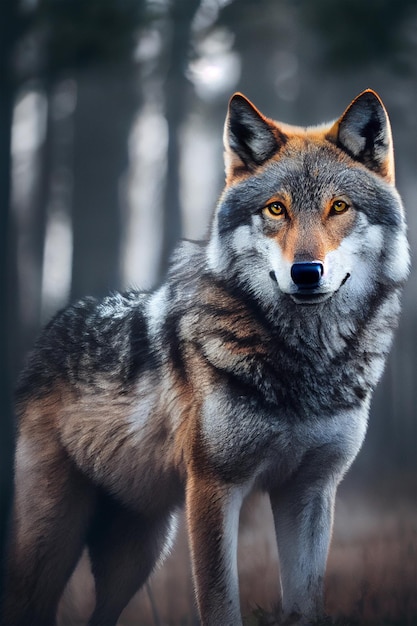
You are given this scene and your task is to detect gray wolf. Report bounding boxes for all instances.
[2,90,409,626]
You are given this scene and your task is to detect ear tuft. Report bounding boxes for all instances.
[327,89,395,183]
[224,94,287,182]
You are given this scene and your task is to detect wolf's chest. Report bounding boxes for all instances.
[199,330,372,417]
[199,376,369,486]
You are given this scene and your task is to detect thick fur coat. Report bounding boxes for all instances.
[3,90,409,626]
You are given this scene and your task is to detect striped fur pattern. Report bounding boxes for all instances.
[3,90,409,626]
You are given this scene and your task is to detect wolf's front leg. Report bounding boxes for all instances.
[186,467,246,626]
[270,461,340,624]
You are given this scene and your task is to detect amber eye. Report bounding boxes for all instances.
[264,201,287,218]
[331,199,350,215]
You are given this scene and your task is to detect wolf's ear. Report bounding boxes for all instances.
[223,93,287,183]
[327,89,395,184]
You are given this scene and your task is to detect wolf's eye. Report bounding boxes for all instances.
[264,201,286,218]
[330,199,350,215]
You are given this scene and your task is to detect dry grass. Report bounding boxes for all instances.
[57,476,417,626]
[324,479,417,626]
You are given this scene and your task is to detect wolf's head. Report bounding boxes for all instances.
[206,91,409,316]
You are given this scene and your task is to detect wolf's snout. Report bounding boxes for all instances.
[291,262,324,289]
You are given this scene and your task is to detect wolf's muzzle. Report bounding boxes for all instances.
[291,262,324,290]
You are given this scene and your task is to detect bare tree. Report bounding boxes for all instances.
[0,0,18,608]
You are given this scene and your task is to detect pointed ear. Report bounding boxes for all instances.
[223,93,287,183]
[327,89,395,184]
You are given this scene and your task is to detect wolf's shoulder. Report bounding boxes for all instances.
[16,241,208,402]
[41,290,150,351]
[16,290,154,402]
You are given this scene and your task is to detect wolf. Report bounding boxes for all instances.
[2,90,409,626]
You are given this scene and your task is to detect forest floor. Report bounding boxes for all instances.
[58,473,417,626]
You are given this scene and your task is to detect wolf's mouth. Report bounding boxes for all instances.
[269,271,351,305]
[290,272,351,305]
[340,272,351,287]
[290,291,332,305]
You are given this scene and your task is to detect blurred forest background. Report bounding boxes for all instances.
[0,0,416,624]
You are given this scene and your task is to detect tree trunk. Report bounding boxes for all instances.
[0,0,18,604]
[71,67,139,301]
[159,0,200,278]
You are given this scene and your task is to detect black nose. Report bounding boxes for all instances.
[291,262,324,289]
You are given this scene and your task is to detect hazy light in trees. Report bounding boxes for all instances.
[188,29,241,100]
